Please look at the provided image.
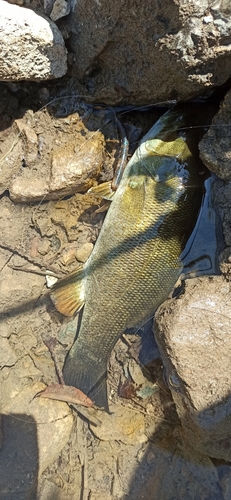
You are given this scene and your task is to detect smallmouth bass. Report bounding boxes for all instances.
[50,106,208,410]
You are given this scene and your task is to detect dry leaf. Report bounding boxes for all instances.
[37,383,94,407]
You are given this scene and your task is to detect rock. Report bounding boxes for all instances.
[199,89,231,180]
[50,0,70,21]
[62,0,231,105]
[49,134,104,197]
[0,381,73,499]
[0,120,23,196]
[0,0,67,80]
[0,338,17,368]
[75,242,93,263]
[125,430,222,500]
[154,276,231,461]
[38,480,65,500]
[91,406,147,445]
[9,110,105,202]
[0,264,45,315]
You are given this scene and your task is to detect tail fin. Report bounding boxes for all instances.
[63,353,109,412]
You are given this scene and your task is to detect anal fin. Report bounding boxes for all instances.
[50,265,85,316]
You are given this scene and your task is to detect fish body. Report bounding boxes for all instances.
[51,106,206,409]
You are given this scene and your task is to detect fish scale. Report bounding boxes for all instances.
[50,106,207,410]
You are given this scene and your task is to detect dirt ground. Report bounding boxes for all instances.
[1,81,231,500]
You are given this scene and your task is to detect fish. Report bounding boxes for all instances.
[50,105,208,410]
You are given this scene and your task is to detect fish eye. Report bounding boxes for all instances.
[168,372,180,389]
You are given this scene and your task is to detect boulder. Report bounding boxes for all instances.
[0,0,67,80]
[154,276,231,461]
[199,89,231,181]
[63,0,231,104]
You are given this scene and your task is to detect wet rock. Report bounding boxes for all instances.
[9,110,105,202]
[91,406,147,445]
[1,382,73,478]
[0,1,67,81]
[199,89,231,180]
[154,275,231,461]
[62,0,231,105]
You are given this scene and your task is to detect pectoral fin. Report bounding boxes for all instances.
[88,181,115,200]
[50,265,85,316]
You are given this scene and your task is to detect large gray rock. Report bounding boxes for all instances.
[0,0,67,80]
[63,0,231,104]
[199,89,231,180]
[154,276,231,461]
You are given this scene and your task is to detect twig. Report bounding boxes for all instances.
[42,336,65,384]
[0,131,22,165]
[0,242,64,278]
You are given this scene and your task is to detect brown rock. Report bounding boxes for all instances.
[91,406,147,445]
[9,110,105,202]
[154,276,231,461]
[75,242,93,263]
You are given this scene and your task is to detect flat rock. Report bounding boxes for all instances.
[0,264,45,315]
[9,110,105,202]
[154,276,231,461]
[199,89,231,180]
[1,382,73,476]
[91,406,147,445]
[0,0,67,80]
[75,242,94,263]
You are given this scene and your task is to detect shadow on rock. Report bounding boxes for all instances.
[126,405,227,500]
[0,413,38,499]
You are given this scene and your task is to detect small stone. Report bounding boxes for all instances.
[37,237,51,256]
[75,242,93,263]
[203,15,213,23]
[0,323,11,338]
[50,0,70,21]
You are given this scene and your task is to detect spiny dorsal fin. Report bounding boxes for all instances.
[88,181,115,200]
[50,265,85,316]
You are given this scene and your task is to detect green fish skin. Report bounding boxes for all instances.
[50,106,207,410]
